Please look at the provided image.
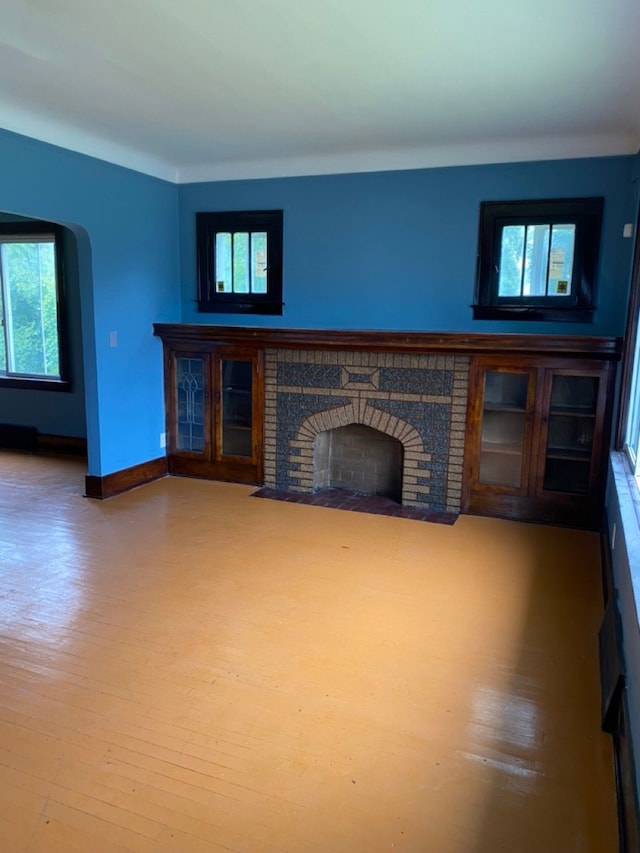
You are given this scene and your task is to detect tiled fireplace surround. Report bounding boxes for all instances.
[263,349,470,514]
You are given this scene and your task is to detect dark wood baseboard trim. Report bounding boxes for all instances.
[38,433,87,457]
[85,456,168,499]
[0,424,38,451]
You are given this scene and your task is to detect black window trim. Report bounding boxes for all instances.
[472,197,604,322]
[0,219,70,392]
[196,209,283,316]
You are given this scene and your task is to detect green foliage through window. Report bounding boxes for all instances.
[0,226,63,381]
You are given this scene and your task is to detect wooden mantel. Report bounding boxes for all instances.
[153,324,623,360]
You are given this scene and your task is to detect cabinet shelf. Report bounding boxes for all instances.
[483,403,526,413]
[481,442,523,456]
[549,406,596,418]
[546,446,592,462]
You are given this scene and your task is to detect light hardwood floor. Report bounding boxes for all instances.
[0,451,618,852]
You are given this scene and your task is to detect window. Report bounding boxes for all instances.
[0,221,67,389]
[624,331,640,475]
[196,210,283,315]
[620,210,640,475]
[473,198,603,321]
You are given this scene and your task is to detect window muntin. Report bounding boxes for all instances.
[197,211,282,315]
[473,198,603,321]
[0,223,65,384]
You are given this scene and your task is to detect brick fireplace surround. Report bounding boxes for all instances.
[263,348,470,515]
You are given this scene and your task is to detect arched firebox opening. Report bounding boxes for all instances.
[313,424,403,503]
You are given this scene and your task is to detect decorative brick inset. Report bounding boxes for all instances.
[341,366,380,391]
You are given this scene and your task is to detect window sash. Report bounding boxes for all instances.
[0,233,61,380]
[497,223,576,298]
[214,231,267,296]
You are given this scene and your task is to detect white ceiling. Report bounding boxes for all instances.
[0,0,638,183]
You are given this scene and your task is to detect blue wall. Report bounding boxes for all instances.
[179,156,635,336]
[0,129,180,476]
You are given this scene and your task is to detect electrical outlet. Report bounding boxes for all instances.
[109,330,118,348]
[160,432,166,449]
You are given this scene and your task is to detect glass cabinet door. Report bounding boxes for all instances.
[478,370,530,488]
[218,357,254,458]
[169,346,262,483]
[175,355,207,454]
[542,373,599,494]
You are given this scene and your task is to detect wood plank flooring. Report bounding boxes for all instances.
[0,452,618,851]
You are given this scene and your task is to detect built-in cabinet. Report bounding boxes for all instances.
[154,325,620,528]
[164,341,263,485]
[462,356,615,527]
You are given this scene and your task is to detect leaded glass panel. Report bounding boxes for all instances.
[176,356,205,452]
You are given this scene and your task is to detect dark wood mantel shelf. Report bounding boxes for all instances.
[153,324,623,360]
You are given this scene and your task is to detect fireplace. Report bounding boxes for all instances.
[263,348,469,514]
[313,424,403,502]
